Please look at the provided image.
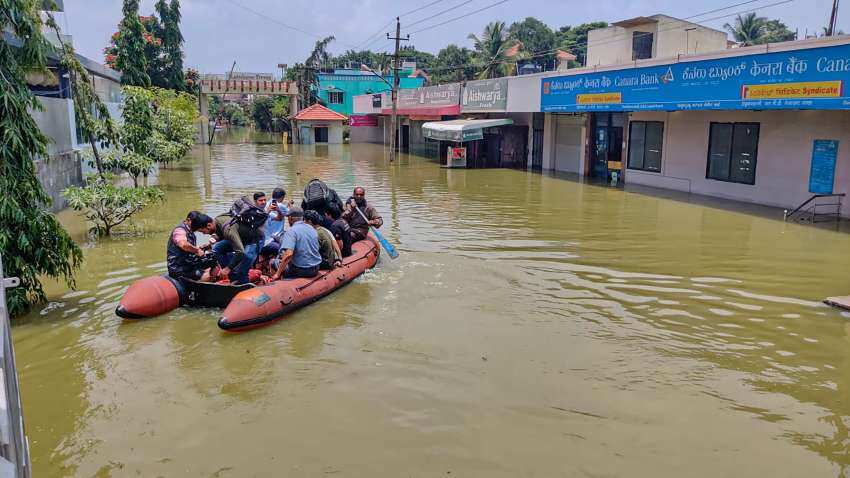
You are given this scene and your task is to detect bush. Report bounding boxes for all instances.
[64,174,165,236]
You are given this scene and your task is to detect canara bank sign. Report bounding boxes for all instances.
[541,43,850,112]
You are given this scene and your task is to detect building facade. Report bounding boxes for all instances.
[317,67,425,117]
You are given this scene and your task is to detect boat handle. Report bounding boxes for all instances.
[281,296,294,306]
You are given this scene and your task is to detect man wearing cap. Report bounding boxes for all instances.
[270,207,322,280]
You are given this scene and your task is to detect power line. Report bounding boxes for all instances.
[355,19,395,50]
[400,0,450,18]
[405,0,478,29]
[225,0,359,48]
[408,0,511,35]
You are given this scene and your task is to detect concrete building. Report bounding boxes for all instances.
[293,104,347,144]
[587,15,729,66]
[5,2,123,211]
[317,66,426,117]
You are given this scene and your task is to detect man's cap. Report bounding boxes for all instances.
[272,187,286,200]
[287,206,304,217]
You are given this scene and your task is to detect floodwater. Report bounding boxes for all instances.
[14,128,850,477]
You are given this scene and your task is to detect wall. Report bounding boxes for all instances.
[506,74,541,112]
[352,93,389,114]
[625,110,850,217]
[34,150,82,212]
[30,97,76,156]
[297,120,345,144]
[350,119,384,143]
[318,73,424,116]
[587,25,648,66]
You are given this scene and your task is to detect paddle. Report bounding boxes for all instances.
[353,204,398,259]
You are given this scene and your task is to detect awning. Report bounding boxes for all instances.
[422,118,514,142]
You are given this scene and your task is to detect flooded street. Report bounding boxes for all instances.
[14,129,850,477]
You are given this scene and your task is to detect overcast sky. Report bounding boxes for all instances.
[60,0,848,74]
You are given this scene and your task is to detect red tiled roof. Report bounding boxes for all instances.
[505,41,523,58]
[293,103,348,121]
[556,50,577,61]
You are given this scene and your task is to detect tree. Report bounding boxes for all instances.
[156,0,185,90]
[724,13,767,46]
[251,96,290,132]
[431,44,476,84]
[116,0,151,86]
[399,45,436,69]
[557,22,608,66]
[64,175,164,236]
[297,36,335,106]
[334,50,390,71]
[760,19,796,43]
[508,17,556,69]
[468,21,516,79]
[0,0,82,316]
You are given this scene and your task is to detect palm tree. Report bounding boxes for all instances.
[468,21,516,79]
[298,36,334,105]
[724,13,767,46]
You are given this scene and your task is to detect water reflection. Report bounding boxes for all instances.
[12,128,850,477]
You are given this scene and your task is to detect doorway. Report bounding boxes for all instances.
[314,127,329,143]
[591,113,624,180]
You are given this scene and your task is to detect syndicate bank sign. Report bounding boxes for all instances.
[461,78,508,112]
[541,42,850,112]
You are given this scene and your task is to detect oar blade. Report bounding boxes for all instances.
[372,227,399,259]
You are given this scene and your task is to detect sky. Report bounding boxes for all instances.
[60,0,849,74]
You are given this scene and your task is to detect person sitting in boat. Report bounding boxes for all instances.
[306,210,343,270]
[167,211,218,282]
[301,178,343,216]
[342,186,383,242]
[270,207,322,280]
[212,193,268,285]
[325,204,352,257]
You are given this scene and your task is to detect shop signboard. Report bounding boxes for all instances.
[424,127,484,142]
[461,78,508,112]
[541,43,850,112]
[350,115,378,127]
[398,83,461,109]
[809,139,840,194]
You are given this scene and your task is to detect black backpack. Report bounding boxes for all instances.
[227,196,269,230]
[303,178,343,212]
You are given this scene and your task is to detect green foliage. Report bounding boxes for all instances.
[64,174,164,236]
[0,0,83,316]
[334,50,390,71]
[725,13,767,46]
[116,0,152,86]
[223,103,249,126]
[298,36,335,105]
[431,44,476,84]
[557,22,608,66]
[156,0,186,90]
[399,45,435,69]
[508,17,556,68]
[760,19,797,43]
[252,96,290,132]
[468,21,516,79]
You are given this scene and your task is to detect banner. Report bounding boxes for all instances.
[461,78,508,112]
[398,83,461,109]
[809,139,839,194]
[541,43,850,112]
[349,115,378,127]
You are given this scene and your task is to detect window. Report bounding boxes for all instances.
[706,122,760,185]
[628,121,664,172]
[632,31,654,60]
[328,91,344,104]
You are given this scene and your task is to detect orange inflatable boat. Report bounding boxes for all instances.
[218,237,380,331]
[115,275,254,319]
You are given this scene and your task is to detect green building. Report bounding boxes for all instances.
[316,67,426,116]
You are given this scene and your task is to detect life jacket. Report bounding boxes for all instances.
[166,223,197,278]
[226,196,269,231]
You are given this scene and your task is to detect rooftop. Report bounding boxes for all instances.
[293,103,348,121]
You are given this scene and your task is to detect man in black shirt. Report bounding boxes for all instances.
[323,204,352,257]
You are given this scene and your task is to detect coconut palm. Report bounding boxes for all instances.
[724,13,767,46]
[468,21,517,79]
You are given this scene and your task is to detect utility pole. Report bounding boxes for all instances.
[827,0,840,36]
[387,17,409,162]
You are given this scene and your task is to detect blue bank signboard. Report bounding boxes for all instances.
[541,43,850,112]
[809,139,840,194]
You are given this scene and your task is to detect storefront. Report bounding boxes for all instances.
[540,37,850,216]
[423,118,527,168]
[384,83,462,157]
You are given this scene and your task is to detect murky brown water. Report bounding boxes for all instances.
[13,128,850,477]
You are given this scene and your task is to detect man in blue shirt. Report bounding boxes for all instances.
[264,187,290,245]
[270,207,322,280]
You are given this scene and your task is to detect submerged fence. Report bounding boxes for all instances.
[0,254,31,478]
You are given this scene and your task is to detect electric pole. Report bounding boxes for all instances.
[387,17,409,162]
[827,0,840,36]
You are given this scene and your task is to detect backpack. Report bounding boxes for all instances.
[303,178,343,212]
[227,196,269,230]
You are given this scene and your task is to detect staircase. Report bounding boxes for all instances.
[784,194,845,224]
